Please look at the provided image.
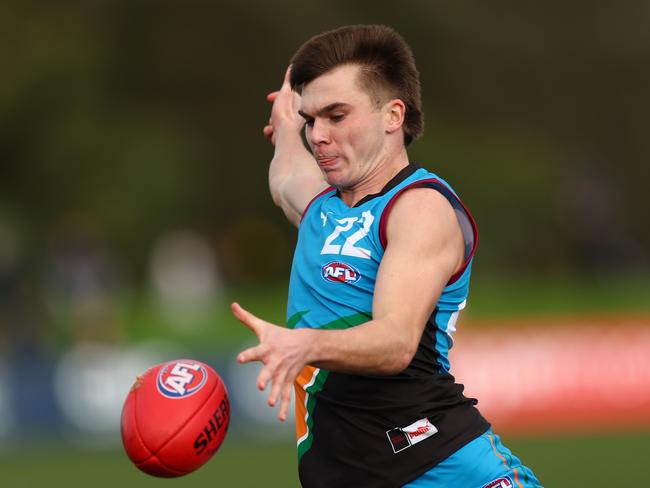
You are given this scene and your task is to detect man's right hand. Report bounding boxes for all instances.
[262,65,304,148]
[264,65,327,227]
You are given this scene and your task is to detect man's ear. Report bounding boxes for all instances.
[385,99,406,134]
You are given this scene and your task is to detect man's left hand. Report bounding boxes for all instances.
[231,302,314,422]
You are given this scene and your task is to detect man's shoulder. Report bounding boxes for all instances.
[388,185,456,220]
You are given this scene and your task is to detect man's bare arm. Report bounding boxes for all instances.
[264,67,328,227]
[232,187,465,420]
[308,188,464,374]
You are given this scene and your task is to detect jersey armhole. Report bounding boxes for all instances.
[378,179,479,285]
[300,186,336,223]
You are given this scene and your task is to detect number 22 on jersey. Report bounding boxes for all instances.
[320,210,374,259]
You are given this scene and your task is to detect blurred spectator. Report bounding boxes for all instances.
[149,229,223,331]
[557,161,648,273]
[0,215,47,356]
[42,214,126,346]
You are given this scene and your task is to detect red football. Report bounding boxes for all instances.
[121,359,230,477]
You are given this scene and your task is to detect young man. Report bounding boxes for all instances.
[232,25,541,487]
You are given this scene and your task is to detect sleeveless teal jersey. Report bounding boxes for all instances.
[287,163,489,488]
[288,163,476,370]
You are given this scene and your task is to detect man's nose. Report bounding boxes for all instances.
[309,119,330,146]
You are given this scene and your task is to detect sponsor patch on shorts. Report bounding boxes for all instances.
[482,475,514,488]
[386,417,438,454]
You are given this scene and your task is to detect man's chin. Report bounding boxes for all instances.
[323,172,346,189]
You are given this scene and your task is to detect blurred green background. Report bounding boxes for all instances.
[0,1,649,487]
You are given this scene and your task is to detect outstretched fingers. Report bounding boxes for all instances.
[266,363,288,407]
[256,362,274,392]
[278,382,293,422]
[231,300,304,422]
[265,362,293,421]
[231,302,265,337]
[236,343,266,365]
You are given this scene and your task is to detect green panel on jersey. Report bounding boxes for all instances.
[287,310,372,330]
[287,310,309,329]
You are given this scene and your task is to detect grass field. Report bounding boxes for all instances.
[1,431,649,487]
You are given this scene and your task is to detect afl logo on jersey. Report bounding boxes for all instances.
[321,261,361,284]
[157,361,208,399]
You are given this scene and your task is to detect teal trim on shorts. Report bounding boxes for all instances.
[403,429,542,488]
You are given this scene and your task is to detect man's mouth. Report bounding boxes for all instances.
[317,155,338,168]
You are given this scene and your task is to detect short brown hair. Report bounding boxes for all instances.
[290,25,424,146]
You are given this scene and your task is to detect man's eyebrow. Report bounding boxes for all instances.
[299,102,351,119]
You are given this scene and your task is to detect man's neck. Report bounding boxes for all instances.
[338,148,410,207]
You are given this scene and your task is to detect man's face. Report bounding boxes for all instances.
[299,64,389,190]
